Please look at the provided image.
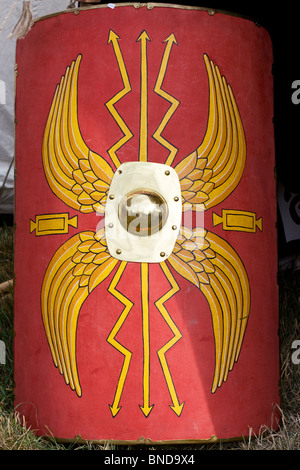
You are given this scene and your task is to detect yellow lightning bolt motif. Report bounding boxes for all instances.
[107,261,133,417]
[153,34,180,166]
[106,30,133,168]
[155,261,184,416]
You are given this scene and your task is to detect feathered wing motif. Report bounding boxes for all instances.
[171,54,249,391]
[168,227,250,393]
[41,228,119,396]
[42,54,114,215]
[175,54,246,211]
[40,55,119,395]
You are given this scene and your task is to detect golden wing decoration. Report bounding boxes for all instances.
[168,227,250,393]
[42,54,114,215]
[175,54,246,212]
[41,228,118,396]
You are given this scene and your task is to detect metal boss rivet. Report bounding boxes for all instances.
[116,248,122,255]
[109,194,115,200]
[160,252,166,257]
[174,196,179,202]
[108,223,113,228]
[172,225,177,231]
[165,170,170,176]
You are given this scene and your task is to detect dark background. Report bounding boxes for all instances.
[204,2,300,194]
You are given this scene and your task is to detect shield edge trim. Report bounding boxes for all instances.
[32,2,259,29]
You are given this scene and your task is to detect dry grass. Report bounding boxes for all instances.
[0,411,57,450]
[0,222,299,450]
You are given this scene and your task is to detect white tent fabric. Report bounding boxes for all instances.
[0,0,72,213]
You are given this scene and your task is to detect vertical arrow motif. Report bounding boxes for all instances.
[153,33,180,166]
[106,30,133,168]
[137,30,151,162]
[139,262,154,417]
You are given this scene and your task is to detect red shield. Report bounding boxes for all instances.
[14,4,279,443]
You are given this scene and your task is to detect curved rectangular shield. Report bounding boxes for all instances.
[14,3,279,444]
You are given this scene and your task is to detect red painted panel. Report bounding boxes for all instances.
[14,4,279,443]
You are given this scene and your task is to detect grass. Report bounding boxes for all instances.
[0,221,299,450]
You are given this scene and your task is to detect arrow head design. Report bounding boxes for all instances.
[109,404,122,418]
[139,403,155,418]
[136,30,151,42]
[163,33,178,45]
[170,401,185,417]
[108,29,120,44]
